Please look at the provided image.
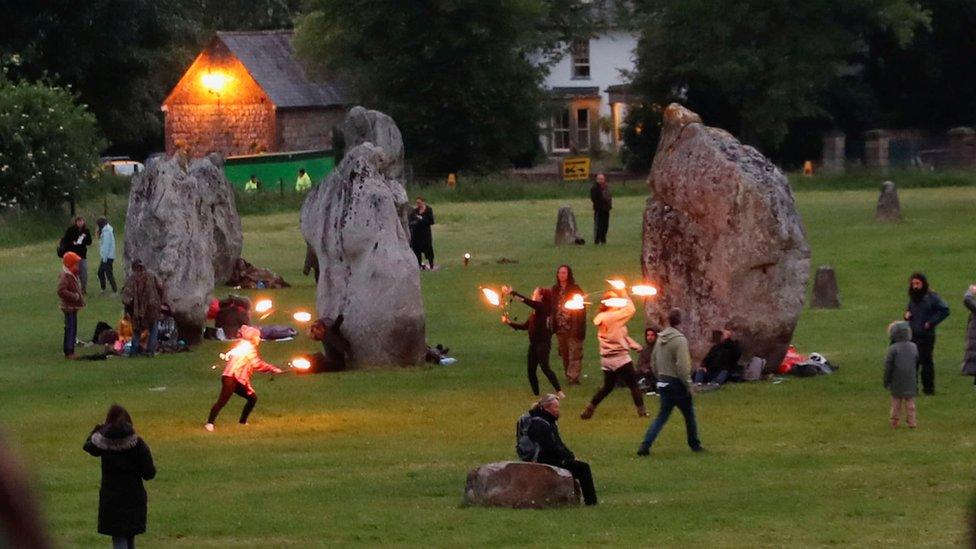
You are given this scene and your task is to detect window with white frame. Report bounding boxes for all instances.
[553,109,571,151]
[571,39,590,79]
[576,108,590,150]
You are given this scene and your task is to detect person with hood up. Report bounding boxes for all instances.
[580,288,646,419]
[121,260,165,357]
[905,272,950,395]
[550,265,586,385]
[884,321,919,428]
[83,405,156,549]
[522,394,597,505]
[962,285,976,385]
[502,286,565,398]
[205,325,282,431]
[638,308,704,456]
[58,251,86,359]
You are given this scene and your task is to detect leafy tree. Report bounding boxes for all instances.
[0,68,105,209]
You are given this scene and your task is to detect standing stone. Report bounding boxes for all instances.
[554,205,582,245]
[875,180,901,222]
[811,266,841,309]
[124,153,243,344]
[463,462,581,509]
[642,103,810,368]
[301,109,425,367]
[343,106,405,181]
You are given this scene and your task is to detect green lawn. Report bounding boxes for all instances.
[2,187,976,547]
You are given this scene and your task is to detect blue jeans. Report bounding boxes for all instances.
[641,377,701,450]
[129,320,159,357]
[693,369,729,385]
[63,311,78,356]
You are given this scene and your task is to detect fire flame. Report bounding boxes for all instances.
[219,340,254,361]
[293,311,312,322]
[255,299,273,313]
[564,294,586,310]
[291,357,311,370]
[607,279,626,290]
[631,285,658,296]
[601,297,630,308]
[481,287,501,307]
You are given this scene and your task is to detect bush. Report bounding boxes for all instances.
[0,70,104,209]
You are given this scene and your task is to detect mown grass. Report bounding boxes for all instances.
[1,187,976,546]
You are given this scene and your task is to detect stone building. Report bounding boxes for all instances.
[162,30,347,158]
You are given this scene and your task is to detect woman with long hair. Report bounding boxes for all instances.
[550,265,586,384]
[502,285,565,398]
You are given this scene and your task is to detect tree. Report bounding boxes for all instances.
[295,0,574,174]
[627,0,929,158]
[0,69,104,209]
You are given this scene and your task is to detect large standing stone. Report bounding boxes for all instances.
[554,206,582,245]
[124,153,243,344]
[301,109,425,367]
[875,180,901,222]
[343,106,405,181]
[811,265,841,309]
[463,462,581,509]
[642,104,810,368]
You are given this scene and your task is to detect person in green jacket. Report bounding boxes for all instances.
[638,308,704,456]
[295,168,312,192]
[884,321,919,428]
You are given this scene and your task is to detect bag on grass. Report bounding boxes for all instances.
[742,357,765,381]
[515,413,541,462]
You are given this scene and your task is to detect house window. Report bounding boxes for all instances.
[576,108,590,151]
[553,109,571,151]
[571,39,590,79]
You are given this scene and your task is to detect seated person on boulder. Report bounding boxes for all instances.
[520,394,597,505]
[308,315,351,372]
[693,329,742,387]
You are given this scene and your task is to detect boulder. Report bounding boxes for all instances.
[301,121,425,366]
[642,103,810,368]
[554,206,582,245]
[463,461,581,509]
[124,153,242,344]
[811,265,841,309]
[875,180,901,222]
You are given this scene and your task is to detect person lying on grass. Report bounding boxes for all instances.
[205,325,282,432]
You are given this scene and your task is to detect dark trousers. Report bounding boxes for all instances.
[527,343,561,395]
[593,210,610,244]
[914,335,935,394]
[208,376,257,424]
[112,535,135,549]
[590,363,644,410]
[641,377,701,450]
[97,259,117,292]
[63,311,77,356]
[412,245,434,268]
[561,459,597,505]
[693,369,729,385]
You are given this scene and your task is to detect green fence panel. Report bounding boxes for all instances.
[224,149,335,192]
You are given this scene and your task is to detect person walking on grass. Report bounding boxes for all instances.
[520,394,597,505]
[502,286,565,399]
[96,217,117,295]
[905,272,950,395]
[551,265,586,385]
[589,173,612,244]
[206,326,282,432]
[58,251,85,359]
[961,284,976,385]
[59,216,92,294]
[121,260,165,357]
[83,405,156,549]
[638,308,704,456]
[884,321,919,428]
[409,197,435,270]
[581,288,647,419]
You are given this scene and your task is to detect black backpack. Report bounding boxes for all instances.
[515,413,541,462]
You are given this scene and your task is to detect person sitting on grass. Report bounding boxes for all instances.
[205,326,282,432]
[308,315,351,372]
[502,286,565,399]
[693,329,742,389]
[58,251,85,360]
[521,394,597,505]
[885,321,919,428]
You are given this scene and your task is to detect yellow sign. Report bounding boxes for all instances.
[562,157,590,181]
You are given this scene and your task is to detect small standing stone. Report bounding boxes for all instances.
[811,265,841,309]
[554,206,582,246]
[876,180,901,222]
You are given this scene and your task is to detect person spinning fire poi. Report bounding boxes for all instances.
[581,288,647,419]
[501,285,565,399]
[205,325,282,432]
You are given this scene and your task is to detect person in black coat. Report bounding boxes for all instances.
[59,216,93,294]
[83,405,155,549]
[693,329,742,387]
[905,272,951,395]
[502,286,564,398]
[309,314,352,372]
[525,394,596,505]
[589,173,612,244]
[408,197,435,269]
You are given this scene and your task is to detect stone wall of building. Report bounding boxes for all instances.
[276,107,346,151]
[165,103,276,158]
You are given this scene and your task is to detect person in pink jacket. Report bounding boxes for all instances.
[581,289,647,419]
[205,325,282,431]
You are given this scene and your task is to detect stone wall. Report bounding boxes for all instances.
[165,103,275,158]
[277,108,345,151]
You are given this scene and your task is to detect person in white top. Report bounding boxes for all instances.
[96,217,117,294]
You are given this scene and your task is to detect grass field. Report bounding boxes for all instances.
[2,187,976,547]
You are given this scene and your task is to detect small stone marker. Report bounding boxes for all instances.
[463,461,581,509]
[811,265,841,309]
[875,180,901,222]
[554,205,582,246]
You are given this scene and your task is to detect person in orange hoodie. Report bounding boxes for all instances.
[205,325,282,431]
[58,251,86,359]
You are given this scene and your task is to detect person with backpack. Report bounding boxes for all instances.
[205,326,282,432]
[58,251,86,359]
[59,216,93,294]
[905,272,950,395]
[516,394,597,505]
[884,321,919,428]
[83,404,156,549]
[580,289,646,419]
[638,308,705,456]
[502,286,564,398]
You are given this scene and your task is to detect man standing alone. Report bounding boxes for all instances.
[589,173,612,244]
[96,217,117,295]
[905,272,950,395]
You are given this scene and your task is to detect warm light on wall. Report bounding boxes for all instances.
[201,71,232,95]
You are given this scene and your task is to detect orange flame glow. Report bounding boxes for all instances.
[607,279,626,290]
[293,311,312,322]
[201,71,231,94]
[291,358,311,370]
[481,287,501,307]
[219,340,254,361]
[631,285,658,296]
[564,293,586,310]
[255,299,273,313]
[601,297,630,308]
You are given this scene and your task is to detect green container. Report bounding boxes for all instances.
[224,149,335,192]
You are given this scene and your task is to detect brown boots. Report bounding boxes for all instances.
[637,405,648,417]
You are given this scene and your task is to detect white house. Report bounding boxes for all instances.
[538,29,638,155]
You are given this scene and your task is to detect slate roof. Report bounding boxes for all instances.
[216,30,347,109]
